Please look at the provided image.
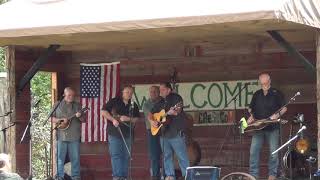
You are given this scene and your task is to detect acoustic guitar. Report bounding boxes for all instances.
[151,102,182,136]
[55,107,89,130]
[244,118,288,133]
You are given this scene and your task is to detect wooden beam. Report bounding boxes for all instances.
[17,44,60,96]
[5,46,16,171]
[317,30,320,169]
[267,30,316,76]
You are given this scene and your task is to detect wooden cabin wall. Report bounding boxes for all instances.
[62,43,317,180]
[11,42,317,179]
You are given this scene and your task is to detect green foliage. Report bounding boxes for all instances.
[0,0,8,4]
[31,72,52,179]
[0,48,5,72]
[0,0,9,72]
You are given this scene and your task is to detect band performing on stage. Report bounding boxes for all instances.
[43,72,318,180]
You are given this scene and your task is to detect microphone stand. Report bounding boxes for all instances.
[20,100,41,180]
[159,99,168,180]
[272,92,300,180]
[0,111,12,118]
[128,100,134,180]
[222,82,250,170]
[43,95,64,180]
[0,122,16,153]
[0,111,13,153]
[272,126,306,155]
[272,127,306,180]
[43,99,62,180]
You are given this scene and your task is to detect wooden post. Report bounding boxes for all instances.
[51,72,58,177]
[317,31,320,169]
[5,46,16,171]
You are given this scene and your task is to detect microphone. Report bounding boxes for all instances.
[5,110,13,116]
[297,125,306,134]
[290,91,301,101]
[33,99,41,107]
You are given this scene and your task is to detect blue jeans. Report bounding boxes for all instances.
[57,140,81,179]
[160,134,190,178]
[249,129,279,178]
[108,135,132,178]
[147,131,161,177]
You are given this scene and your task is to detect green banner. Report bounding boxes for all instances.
[134,80,259,111]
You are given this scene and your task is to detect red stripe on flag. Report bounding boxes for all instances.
[102,65,108,141]
[116,64,120,96]
[109,65,114,102]
[97,94,100,141]
[85,98,89,142]
[91,98,95,142]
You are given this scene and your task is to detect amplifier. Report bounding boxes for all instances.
[185,166,221,180]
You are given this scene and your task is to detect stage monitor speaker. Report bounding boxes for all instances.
[185,166,220,180]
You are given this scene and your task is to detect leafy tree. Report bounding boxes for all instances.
[0,0,8,4]
[31,72,52,179]
[0,48,5,72]
[0,0,8,72]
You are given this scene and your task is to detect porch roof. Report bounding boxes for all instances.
[0,0,319,51]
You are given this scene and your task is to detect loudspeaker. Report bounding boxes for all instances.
[185,166,221,180]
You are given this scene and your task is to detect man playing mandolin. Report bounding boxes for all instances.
[247,73,287,180]
[51,87,85,180]
[148,82,189,180]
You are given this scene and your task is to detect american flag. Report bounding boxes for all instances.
[80,62,120,142]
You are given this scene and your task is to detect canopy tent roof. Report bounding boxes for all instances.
[0,0,319,51]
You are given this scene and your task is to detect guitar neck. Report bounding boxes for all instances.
[66,108,88,120]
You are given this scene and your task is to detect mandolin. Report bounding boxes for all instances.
[55,107,89,130]
[244,118,288,133]
[150,102,182,136]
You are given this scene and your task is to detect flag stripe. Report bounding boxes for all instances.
[80,62,120,142]
[106,65,114,141]
[104,65,111,141]
[85,98,89,142]
[116,64,120,96]
[103,66,107,141]
[112,64,117,98]
[81,98,85,142]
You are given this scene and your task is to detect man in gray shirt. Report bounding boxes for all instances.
[52,87,85,180]
[143,86,162,180]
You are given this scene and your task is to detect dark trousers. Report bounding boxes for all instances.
[147,130,161,177]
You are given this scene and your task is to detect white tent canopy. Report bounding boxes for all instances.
[0,0,319,50]
[0,0,319,38]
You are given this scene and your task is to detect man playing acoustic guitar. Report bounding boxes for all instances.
[51,87,85,180]
[148,82,189,180]
[247,73,287,180]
